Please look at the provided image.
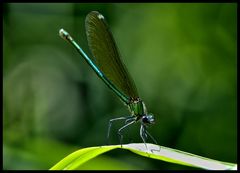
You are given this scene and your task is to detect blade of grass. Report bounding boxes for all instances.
[50,143,237,170]
[122,143,236,170]
[50,146,116,170]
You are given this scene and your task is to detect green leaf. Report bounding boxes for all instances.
[50,143,237,170]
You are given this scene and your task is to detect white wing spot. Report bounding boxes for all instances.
[98,14,104,20]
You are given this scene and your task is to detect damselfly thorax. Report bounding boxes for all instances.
[128,98,155,124]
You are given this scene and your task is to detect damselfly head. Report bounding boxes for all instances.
[142,114,155,124]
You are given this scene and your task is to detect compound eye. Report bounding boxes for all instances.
[142,115,155,124]
[142,116,148,123]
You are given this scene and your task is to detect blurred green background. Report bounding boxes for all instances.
[3,3,237,170]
